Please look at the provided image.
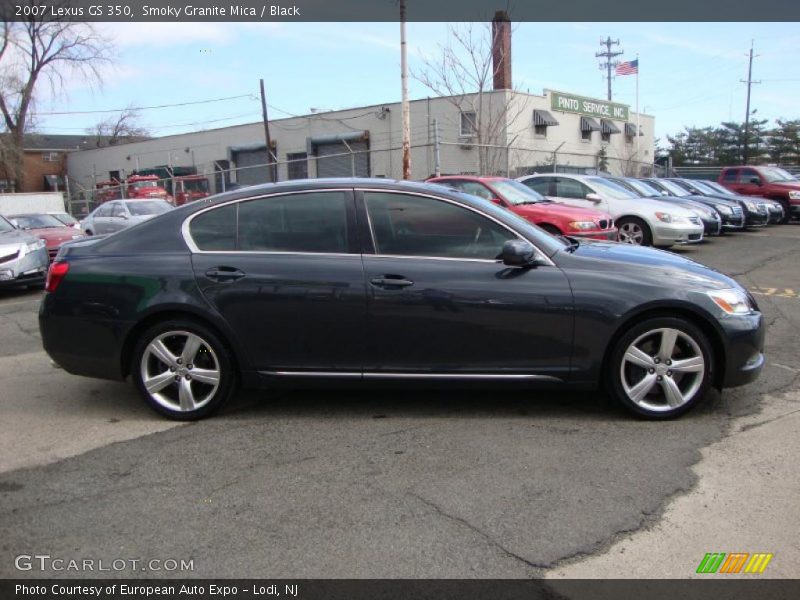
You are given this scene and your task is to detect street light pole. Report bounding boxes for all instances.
[400,0,411,180]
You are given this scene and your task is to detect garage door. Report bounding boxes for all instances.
[230,143,277,186]
[311,132,370,178]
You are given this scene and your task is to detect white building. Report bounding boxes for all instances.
[65,16,654,198]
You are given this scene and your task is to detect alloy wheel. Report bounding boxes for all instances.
[618,221,644,245]
[140,330,221,413]
[620,327,705,412]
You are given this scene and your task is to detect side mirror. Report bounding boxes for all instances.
[490,197,503,205]
[749,177,762,186]
[585,192,602,203]
[120,213,129,220]
[500,239,537,267]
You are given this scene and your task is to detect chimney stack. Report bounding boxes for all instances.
[492,11,512,90]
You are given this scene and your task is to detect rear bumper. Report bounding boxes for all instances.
[721,312,766,388]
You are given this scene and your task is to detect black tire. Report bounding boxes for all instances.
[616,217,653,247]
[606,316,713,419]
[539,223,562,237]
[776,199,791,224]
[132,318,238,420]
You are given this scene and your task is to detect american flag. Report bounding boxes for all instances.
[616,59,638,75]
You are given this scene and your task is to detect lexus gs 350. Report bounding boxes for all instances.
[39,179,765,420]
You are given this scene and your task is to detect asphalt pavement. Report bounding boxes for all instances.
[0,224,797,581]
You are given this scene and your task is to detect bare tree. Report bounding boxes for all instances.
[413,20,529,175]
[0,4,113,189]
[88,107,150,147]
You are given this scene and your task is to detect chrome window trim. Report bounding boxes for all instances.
[358,187,555,267]
[181,188,353,254]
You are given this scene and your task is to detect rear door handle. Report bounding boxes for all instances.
[205,267,246,282]
[370,275,414,289]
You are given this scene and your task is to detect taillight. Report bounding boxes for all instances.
[45,261,69,293]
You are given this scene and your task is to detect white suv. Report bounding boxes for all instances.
[517,174,704,248]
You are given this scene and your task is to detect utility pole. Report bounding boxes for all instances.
[400,0,411,180]
[432,119,441,177]
[260,78,276,182]
[741,41,761,165]
[596,37,623,101]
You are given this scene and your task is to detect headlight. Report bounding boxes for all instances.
[568,221,598,231]
[745,201,756,211]
[707,289,755,315]
[655,212,673,223]
[71,235,84,240]
[788,191,800,200]
[715,204,732,214]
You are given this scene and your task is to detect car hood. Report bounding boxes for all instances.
[513,202,611,221]
[0,229,39,245]
[559,240,740,291]
[23,227,83,245]
[770,181,800,191]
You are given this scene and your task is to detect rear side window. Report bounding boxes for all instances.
[188,191,349,253]
[190,204,236,251]
[522,178,552,196]
[722,169,738,183]
[237,192,348,253]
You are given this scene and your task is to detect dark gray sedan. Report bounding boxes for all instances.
[40,179,764,421]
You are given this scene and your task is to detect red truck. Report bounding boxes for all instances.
[172,175,211,206]
[126,174,172,202]
[718,166,800,223]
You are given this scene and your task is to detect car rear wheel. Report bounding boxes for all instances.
[616,217,652,246]
[608,317,713,419]
[132,319,237,420]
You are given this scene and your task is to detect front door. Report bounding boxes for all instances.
[736,168,763,196]
[551,177,610,213]
[188,190,366,372]
[358,190,574,378]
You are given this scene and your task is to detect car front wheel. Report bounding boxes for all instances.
[608,317,713,419]
[132,320,237,420]
[616,217,652,246]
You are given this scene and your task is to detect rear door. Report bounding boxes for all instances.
[109,202,129,232]
[93,203,114,234]
[721,168,741,193]
[187,189,366,373]
[358,189,574,378]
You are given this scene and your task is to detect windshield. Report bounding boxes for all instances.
[618,178,659,197]
[0,216,15,233]
[10,214,65,229]
[51,212,78,226]
[131,181,158,189]
[761,167,796,183]
[687,180,717,195]
[586,177,639,199]
[490,179,546,205]
[125,200,172,216]
[183,179,210,193]
[705,181,733,194]
[657,180,691,197]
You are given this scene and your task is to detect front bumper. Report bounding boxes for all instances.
[652,222,705,246]
[720,311,766,388]
[0,247,48,289]
[721,213,745,230]
[744,211,769,227]
[570,228,618,241]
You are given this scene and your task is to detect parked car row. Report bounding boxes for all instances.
[39,178,766,422]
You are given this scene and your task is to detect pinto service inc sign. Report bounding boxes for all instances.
[549,91,630,121]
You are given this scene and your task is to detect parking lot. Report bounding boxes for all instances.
[1,224,798,580]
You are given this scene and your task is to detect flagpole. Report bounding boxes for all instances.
[635,54,640,174]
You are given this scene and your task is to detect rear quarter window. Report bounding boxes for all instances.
[189,204,236,251]
[722,169,738,183]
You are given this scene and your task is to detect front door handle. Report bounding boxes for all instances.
[205,267,246,282]
[370,275,414,289]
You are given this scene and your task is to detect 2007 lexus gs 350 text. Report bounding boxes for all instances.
[39,179,764,420]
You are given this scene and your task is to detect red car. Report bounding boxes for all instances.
[8,213,86,261]
[427,176,617,240]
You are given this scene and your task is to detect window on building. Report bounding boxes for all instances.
[286,153,308,180]
[534,124,548,137]
[460,111,477,137]
[237,192,349,253]
[601,132,611,143]
[364,192,512,260]
[42,152,60,162]
[581,129,592,141]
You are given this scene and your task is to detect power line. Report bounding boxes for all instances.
[30,94,258,116]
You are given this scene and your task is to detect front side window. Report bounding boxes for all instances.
[457,181,493,200]
[364,192,513,261]
[739,168,761,184]
[555,178,591,199]
[127,201,172,216]
[521,178,553,196]
[112,203,127,218]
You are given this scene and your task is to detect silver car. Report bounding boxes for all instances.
[517,173,705,248]
[0,215,49,289]
[81,200,173,236]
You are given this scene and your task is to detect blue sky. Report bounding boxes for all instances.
[33,21,800,145]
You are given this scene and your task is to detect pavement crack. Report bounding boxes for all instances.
[736,407,800,434]
[407,491,545,572]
